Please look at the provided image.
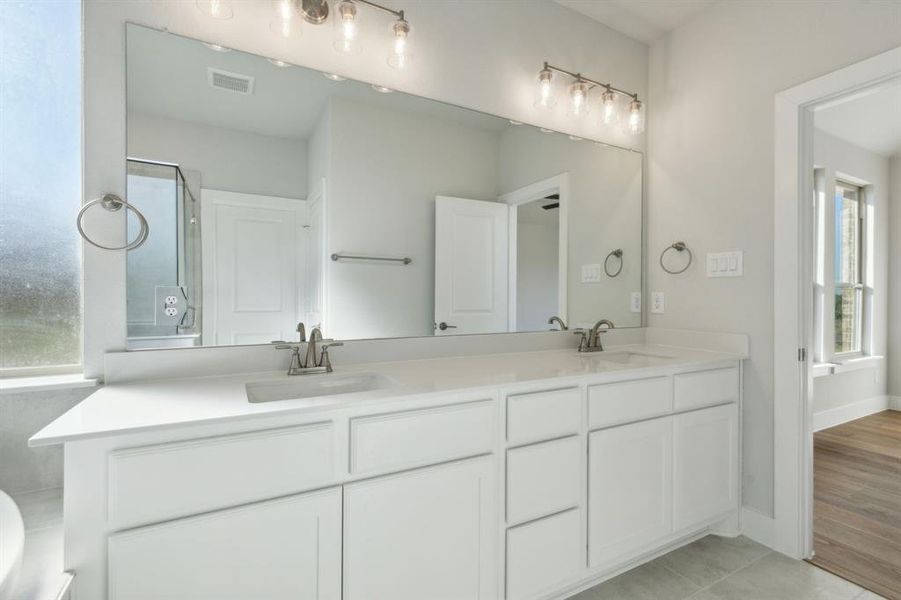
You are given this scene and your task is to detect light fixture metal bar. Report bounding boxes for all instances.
[354,0,404,20]
[543,62,638,100]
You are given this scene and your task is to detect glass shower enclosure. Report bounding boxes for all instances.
[125,159,202,348]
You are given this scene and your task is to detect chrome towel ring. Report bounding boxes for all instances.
[76,194,149,251]
[659,241,692,274]
[604,249,623,277]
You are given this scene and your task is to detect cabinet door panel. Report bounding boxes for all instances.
[506,509,582,600]
[108,488,341,600]
[673,403,739,530]
[344,456,497,600]
[588,417,673,568]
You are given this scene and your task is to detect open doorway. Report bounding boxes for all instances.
[773,47,900,596]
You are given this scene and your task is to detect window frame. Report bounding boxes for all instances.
[831,180,867,360]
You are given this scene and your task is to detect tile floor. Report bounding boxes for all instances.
[8,487,68,600]
[5,490,886,600]
[572,535,884,600]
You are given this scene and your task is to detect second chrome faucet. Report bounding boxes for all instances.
[275,324,343,375]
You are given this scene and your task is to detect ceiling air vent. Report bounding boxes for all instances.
[207,68,254,95]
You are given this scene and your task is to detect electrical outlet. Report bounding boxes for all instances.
[651,291,665,314]
[630,292,641,313]
[164,295,179,305]
[155,285,187,325]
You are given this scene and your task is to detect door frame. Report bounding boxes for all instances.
[772,46,900,559]
[499,173,570,332]
[200,188,307,346]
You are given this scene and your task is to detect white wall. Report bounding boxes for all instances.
[648,0,901,514]
[498,126,643,329]
[324,96,500,339]
[891,155,901,398]
[516,214,559,331]
[128,112,307,199]
[811,129,890,416]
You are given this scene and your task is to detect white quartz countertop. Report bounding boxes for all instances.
[29,344,743,447]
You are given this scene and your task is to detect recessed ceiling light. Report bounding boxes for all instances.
[509,119,523,126]
[323,73,346,82]
[202,42,231,53]
[539,128,554,134]
[371,84,393,94]
[267,58,291,67]
[569,135,583,141]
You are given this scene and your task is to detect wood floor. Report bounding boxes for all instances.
[810,410,901,599]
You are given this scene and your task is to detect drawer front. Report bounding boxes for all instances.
[507,387,581,445]
[109,423,334,529]
[506,436,581,526]
[674,366,739,411]
[506,509,582,600]
[588,377,672,429]
[350,400,494,475]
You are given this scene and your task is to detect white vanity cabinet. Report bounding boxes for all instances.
[343,456,497,600]
[108,488,342,600]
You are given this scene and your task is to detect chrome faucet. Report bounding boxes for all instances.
[548,316,568,331]
[274,326,343,375]
[573,319,615,352]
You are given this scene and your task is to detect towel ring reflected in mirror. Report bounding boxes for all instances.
[604,249,623,277]
[659,241,692,274]
[76,194,149,251]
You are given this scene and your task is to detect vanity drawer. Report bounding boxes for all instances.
[349,400,494,475]
[674,367,739,411]
[506,508,582,600]
[506,436,581,526]
[507,387,581,445]
[588,377,672,429]
[108,423,335,529]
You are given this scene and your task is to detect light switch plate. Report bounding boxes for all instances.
[651,291,665,314]
[630,292,641,313]
[706,251,743,278]
[581,264,602,283]
[155,285,186,325]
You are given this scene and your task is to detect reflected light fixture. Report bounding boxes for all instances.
[371,84,394,93]
[202,42,231,52]
[535,62,646,135]
[196,0,233,19]
[388,16,410,69]
[324,72,347,81]
[267,58,291,67]
[270,0,302,38]
[334,0,360,53]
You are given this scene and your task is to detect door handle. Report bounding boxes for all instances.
[437,322,457,331]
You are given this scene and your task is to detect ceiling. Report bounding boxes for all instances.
[815,79,901,158]
[127,25,507,141]
[553,0,718,44]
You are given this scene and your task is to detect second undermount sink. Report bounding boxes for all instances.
[246,373,397,404]
[591,351,673,365]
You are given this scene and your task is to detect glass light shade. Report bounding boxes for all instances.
[626,98,645,134]
[387,18,411,69]
[534,68,556,110]
[334,1,361,54]
[600,89,620,126]
[566,79,590,119]
[270,0,301,38]
[196,0,233,19]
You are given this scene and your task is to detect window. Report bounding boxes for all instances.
[0,1,82,374]
[833,182,863,355]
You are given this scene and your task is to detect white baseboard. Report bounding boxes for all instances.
[813,395,889,431]
[889,396,901,411]
[741,506,776,550]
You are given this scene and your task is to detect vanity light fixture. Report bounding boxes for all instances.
[334,0,360,53]
[270,0,303,38]
[536,62,646,135]
[196,0,233,19]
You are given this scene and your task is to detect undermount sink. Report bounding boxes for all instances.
[246,373,396,403]
[591,351,673,365]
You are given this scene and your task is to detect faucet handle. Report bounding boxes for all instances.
[319,342,343,371]
[572,329,588,351]
[274,343,300,350]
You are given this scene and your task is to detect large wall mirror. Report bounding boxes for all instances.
[124,24,643,350]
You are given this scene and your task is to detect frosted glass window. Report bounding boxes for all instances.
[0,1,82,371]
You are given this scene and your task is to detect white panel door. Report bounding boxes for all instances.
[201,189,305,345]
[673,403,739,530]
[108,488,341,600]
[434,196,508,335]
[588,416,673,568]
[343,456,497,600]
